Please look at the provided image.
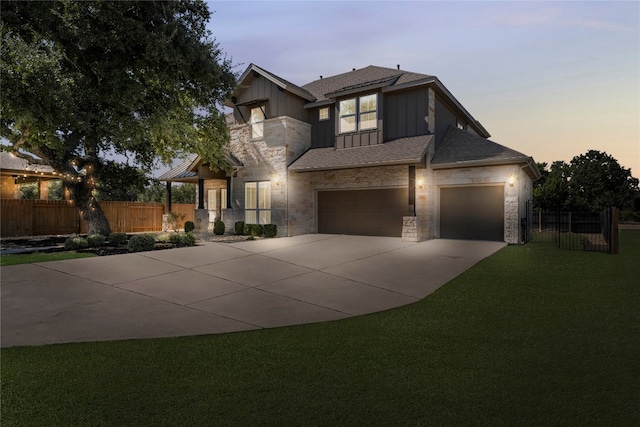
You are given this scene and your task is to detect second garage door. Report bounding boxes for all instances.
[440,185,504,241]
[318,188,408,237]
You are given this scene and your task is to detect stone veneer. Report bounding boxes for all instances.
[227,116,311,236]
[427,163,529,244]
[225,114,531,244]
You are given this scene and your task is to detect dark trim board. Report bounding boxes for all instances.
[440,185,504,241]
[317,188,408,237]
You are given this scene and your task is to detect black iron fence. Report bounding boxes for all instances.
[524,203,619,254]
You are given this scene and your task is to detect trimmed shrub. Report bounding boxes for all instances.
[184,221,195,233]
[263,224,277,238]
[234,221,245,235]
[156,233,172,243]
[243,223,252,236]
[213,219,225,235]
[87,234,106,247]
[127,234,156,253]
[108,232,128,246]
[64,237,89,250]
[182,232,196,247]
[169,232,197,247]
[250,224,263,237]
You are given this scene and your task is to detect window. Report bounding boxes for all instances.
[456,119,465,130]
[220,188,228,210]
[250,106,265,139]
[319,107,329,121]
[359,94,377,130]
[245,181,271,224]
[339,94,377,133]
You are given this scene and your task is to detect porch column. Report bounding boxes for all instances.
[165,181,172,213]
[198,178,205,209]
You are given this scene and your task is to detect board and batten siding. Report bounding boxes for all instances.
[310,106,335,148]
[434,97,460,144]
[384,87,430,140]
[233,73,310,124]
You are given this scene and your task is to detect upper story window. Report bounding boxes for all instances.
[319,107,329,121]
[250,106,265,139]
[339,93,377,134]
[456,119,465,130]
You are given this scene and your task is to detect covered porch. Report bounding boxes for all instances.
[158,155,242,233]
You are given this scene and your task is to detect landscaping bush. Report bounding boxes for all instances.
[167,211,186,231]
[87,234,106,247]
[108,232,128,246]
[156,233,172,243]
[250,224,263,237]
[213,219,225,235]
[168,232,196,247]
[127,234,156,253]
[263,224,277,238]
[64,236,89,250]
[234,221,245,235]
[184,221,195,233]
[182,232,196,247]
[243,223,252,236]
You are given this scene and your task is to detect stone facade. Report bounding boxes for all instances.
[429,164,527,244]
[227,116,311,237]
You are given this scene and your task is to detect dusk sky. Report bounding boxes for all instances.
[207,0,639,177]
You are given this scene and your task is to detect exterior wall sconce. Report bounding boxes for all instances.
[508,176,515,187]
[273,176,281,186]
[417,179,424,189]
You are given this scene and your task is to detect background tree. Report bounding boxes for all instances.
[19,183,38,200]
[94,163,149,201]
[1,0,236,235]
[566,150,639,212]
[48,180,64,200]
[534,150,639,212]
[172,184,196,204]
[138,179,167,204]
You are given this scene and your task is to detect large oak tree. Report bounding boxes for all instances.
[1,0,236,235]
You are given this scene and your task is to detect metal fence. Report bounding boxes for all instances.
[525,203,619,254]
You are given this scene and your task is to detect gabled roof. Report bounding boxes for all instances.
[302,66,434,102]
[288,135,433,172]
[431,127,541,179]
[229,64,316,105]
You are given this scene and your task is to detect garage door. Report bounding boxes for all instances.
[440,186,504,241]
[318,188,408,237]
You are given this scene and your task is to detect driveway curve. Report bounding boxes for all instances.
[1,235,505,347]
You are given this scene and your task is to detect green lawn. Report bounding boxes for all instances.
[2,231,639,426]
[0,251,96,266]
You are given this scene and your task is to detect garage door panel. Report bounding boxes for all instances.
[440,186,504,241]
[318,188,407,237]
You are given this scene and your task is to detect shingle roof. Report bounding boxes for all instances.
[0,150,55,174]
[302,66,434,101]
[288,135,433,172]
[431,127,530,167]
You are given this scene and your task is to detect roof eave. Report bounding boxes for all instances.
[289,157,425,173]
[431,157,533,170]
[432,79,491,138]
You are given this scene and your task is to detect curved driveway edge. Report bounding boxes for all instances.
[1,235,505,347]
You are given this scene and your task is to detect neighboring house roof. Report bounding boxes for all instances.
[431,127,541,179]
[289,134,433,172]
[0,150,56,176]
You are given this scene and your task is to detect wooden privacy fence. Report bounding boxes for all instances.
[1,199,196,237]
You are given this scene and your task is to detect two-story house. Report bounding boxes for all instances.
[160,64,540,243]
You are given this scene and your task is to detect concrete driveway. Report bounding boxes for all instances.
[1,235,505,347]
